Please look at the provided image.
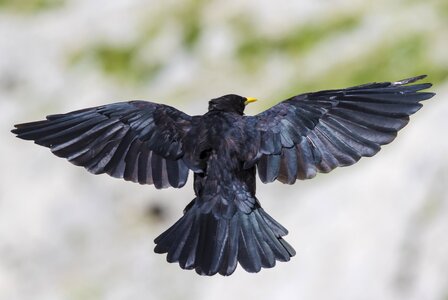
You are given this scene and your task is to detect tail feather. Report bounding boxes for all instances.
[253,209,292,262]
[238,212,262,272]
[258,208,289,236]
[178,216,200,269]
[166,215,193,263]
[252,214,276,268]
[154,199,295,276]
[209,217,229,273]
[218,214,239,275]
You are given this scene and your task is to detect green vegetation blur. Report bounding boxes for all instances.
[2,0,447,108]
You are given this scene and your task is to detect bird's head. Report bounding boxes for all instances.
[208,94,257,115]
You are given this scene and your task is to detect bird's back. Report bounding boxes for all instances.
[188,111,256,214]
[183,111,251,174]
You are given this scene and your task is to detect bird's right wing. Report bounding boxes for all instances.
[12,101,193,189]
[244,75,435,184]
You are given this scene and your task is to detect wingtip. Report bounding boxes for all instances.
[11,126,19,135]
[394,75,428,85]
[11,123,31,136]
[424,91,437,100]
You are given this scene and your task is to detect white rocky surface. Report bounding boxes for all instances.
[1,1,447,299]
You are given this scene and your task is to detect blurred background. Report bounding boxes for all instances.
[1,0,448,299]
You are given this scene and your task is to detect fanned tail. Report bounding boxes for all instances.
[154,199,295,276]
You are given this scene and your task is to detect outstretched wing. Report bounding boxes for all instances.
[245,75,435,184]
[12,101,192,189]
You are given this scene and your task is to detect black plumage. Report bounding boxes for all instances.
[12,75,435,276]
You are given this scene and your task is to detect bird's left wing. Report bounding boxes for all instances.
[243,75,435,184]
[13,101,193,188]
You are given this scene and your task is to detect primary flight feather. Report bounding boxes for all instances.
[12,75,435,276]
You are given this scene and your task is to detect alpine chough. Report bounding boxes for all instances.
[12,75,435,276]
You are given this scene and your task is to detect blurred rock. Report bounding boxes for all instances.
[1,0,447,299]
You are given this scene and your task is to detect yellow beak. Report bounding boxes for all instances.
[244,97,258,105]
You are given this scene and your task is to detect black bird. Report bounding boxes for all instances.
[12,75,435,276]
